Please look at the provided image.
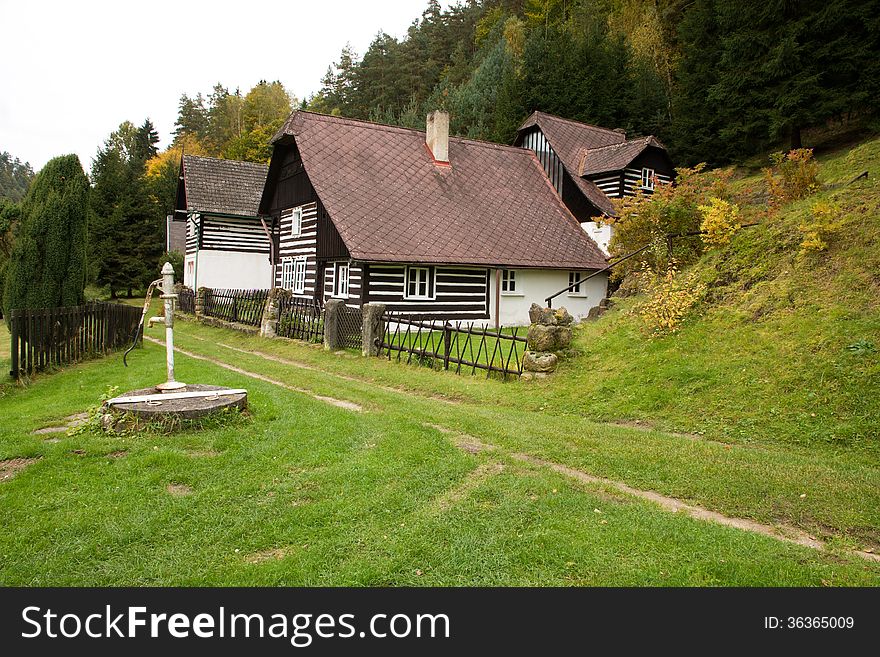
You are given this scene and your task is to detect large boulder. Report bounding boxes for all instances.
[527,324,572,352]
[523,351,558,373]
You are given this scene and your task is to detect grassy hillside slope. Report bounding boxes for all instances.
[564,138,880,451]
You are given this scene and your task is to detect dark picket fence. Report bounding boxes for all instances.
[379,313,527,379]
[277,296,325,343]
[177,287,196,314]
[203,288,269,327]
[8,302,143,378]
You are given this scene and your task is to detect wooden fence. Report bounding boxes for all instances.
[8,302,143,378]
[379,313,527,379]
[203,288,269,327]
[277,296,324,343]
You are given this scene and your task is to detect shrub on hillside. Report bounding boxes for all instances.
[698,197,742,249]
[636,264,707,336]
[798,199,844,256]
[764,149,820,211]
[601,164,732,283]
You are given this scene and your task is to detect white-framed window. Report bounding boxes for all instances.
[281,258,295,290]
[568,271,586,296]
[282,206,303,237]
[293,256,307,293]
[501,269,518,294]
[281,257,307,293]
[335,262,350,298]
[405,266,433,299]
[641,168,655,191]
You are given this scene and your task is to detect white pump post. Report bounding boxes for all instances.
[155,262,186,391]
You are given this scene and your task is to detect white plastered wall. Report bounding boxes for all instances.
[489,268,608,327]
[187,250,272,290]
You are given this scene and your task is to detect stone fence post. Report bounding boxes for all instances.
[260,288,286,338]
[195,287,210,317]
[323,298,344,350]
[522,303,574,378]
[361,303,386,356]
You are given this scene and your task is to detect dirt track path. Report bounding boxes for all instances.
[154,335,880,564]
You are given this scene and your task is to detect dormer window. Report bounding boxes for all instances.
[641,168,655,191]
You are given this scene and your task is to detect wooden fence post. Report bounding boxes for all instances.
[443,322,452,370]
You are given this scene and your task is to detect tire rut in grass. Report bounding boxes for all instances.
[144,336,363,412]
[424,423,880,564]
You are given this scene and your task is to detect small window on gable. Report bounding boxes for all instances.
[641,168,655,191]
[568,271,586,296]
[282,207,303,237]
[335,262,350,298]
[501,269,517,294]
[405,266,433,300]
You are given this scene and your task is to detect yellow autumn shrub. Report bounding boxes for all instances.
[637,264,706,336]
[798,199,843,256]
[698,197,741,249]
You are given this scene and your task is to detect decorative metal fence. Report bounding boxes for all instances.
[177,287,195,314]
[379,313,527,379]
[203,288,269,327]
[339,305,363,350]
[277,296,324,343]
[8,302,143,378]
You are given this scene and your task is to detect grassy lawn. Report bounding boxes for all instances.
[1,139,877,586]
[1,317,877,586]
[0,318,9,372]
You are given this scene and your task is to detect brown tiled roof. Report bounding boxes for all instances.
[182,155,268,216]
[272,111,607,269]
[516,111,623,216]
[579,136,667,176]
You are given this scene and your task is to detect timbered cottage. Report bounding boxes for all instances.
[514,111,674,254]
[174,154,270,290]
[258,110,609,325]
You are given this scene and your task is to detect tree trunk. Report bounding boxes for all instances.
[126,287,133,298]
[790,125,802,151]
[110,288,117,300]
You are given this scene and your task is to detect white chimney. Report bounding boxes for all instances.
[426,110,449,163]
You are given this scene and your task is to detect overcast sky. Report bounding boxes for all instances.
[0,0,449,172]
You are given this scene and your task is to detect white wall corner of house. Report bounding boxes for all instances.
[188,250,272,290]
[489,268,608,327]
[582,221,613,256]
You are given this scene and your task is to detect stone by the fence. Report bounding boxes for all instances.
[554,307,574,326]
[323,298,345,351]
[520,371,549,381]
[523,351,558,373]
[528,303,557,326]
[195,287,209,317]
[260,287,288,339]
[361,303,386,357]
[527,324,572,352]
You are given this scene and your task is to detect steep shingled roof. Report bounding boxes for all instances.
[516,111,623,216]
[181,155,268,216]
[579,136,667,176]
[271,111,607,270]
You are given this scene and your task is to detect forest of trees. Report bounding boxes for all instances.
[307,0,879,165]
[0,152,35,203]
[2,0,877,309]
